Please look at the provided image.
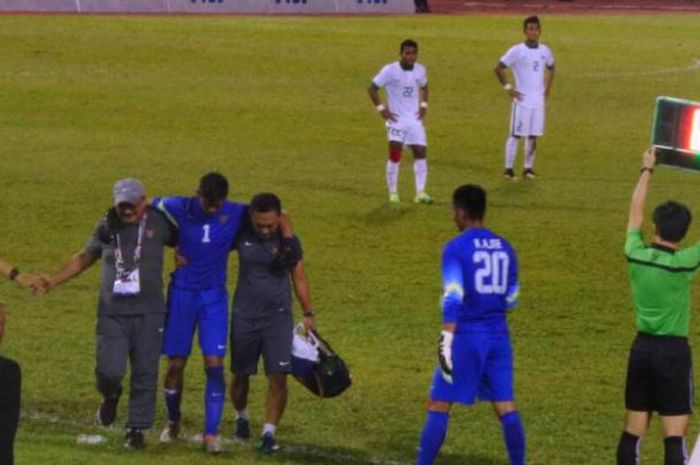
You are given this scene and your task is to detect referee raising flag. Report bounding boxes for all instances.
[617,148,700,465]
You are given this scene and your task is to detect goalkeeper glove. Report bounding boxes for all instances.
[437,330,454,384]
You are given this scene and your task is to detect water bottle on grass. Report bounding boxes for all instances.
[76,434,108,445]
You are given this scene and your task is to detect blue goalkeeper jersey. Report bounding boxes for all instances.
[441,227,519,332]
[153,196,248,290]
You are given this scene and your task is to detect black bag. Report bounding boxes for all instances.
[292,329,352,399]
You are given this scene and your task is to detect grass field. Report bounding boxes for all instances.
[1,12,700,465]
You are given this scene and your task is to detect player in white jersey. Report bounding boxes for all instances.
[368,39,432,204]
[494,16,555,180]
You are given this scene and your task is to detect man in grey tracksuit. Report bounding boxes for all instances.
[229,192,316,453]
[44,179,176,449]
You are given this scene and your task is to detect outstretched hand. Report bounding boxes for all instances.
[15,272,51,295]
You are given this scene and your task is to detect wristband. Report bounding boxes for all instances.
[8,267,20,281]
[420,101,428,109]
[503,83,513,91]
[303,310,315,317]
[376,104,386,113]
[640,167,654,175]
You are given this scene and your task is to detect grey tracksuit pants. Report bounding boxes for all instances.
[95,313,165,430]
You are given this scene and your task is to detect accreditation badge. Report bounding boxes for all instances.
[112,268,141,296]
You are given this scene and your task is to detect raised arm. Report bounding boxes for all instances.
[627,148,657,230]
[279,211,294,239]
[291,261,315,332]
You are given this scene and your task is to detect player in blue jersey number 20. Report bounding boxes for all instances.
[415,184,525,465]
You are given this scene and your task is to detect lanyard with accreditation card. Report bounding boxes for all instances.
[112,214,146,297]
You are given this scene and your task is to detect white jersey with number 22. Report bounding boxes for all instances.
[372,62,428,121]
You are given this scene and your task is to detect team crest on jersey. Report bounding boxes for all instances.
[219,215,229,224]
[146,229,154,238]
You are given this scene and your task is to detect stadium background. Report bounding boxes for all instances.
[1,0,700,463]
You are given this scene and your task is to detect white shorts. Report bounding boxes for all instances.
[510,101,545,137]
[386,118,427,147]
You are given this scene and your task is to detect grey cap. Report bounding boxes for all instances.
[113,178,145,205]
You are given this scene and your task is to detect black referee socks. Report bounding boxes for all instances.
[617,432,688,464]
[616,431,640,465]
[664,436,687,465]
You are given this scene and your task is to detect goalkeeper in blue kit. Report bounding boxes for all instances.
[415,184,525,465]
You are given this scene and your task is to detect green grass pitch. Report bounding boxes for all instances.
[1,12,700,465]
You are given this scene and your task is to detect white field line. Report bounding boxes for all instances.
[22,410,413,465]
[578,58,700,79]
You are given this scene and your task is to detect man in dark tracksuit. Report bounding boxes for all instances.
[229,193,316,453]
[0,303,20,465]
[44,179,176,449]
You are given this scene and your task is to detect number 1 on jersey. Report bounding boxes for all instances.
[202,224,211,243]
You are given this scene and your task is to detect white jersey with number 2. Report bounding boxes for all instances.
[500,43,554,108]
[372,62,428,121]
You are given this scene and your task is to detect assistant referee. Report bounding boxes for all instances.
[617,148,700,465]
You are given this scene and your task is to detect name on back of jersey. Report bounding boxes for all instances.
[474,238,503,250]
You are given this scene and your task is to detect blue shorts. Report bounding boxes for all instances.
[430,331,514,405]
[162,286,229,358]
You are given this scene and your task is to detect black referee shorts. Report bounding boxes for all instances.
[625,332,693,416]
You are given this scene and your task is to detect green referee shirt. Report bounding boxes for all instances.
[625,228,700,337]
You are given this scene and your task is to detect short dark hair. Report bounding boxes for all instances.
[653,201,692,243]
[523,15,540,30]
[199,172,229,203]
[400,39,418,53]
[453,184,486,220]
[250,193,282,214]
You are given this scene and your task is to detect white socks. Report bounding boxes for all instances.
[524,138,536,169]
[386,160,400,195]
[236,409,249,421]
[263,423,277,436]
[413,159,428,194]
[505,136,519,169]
